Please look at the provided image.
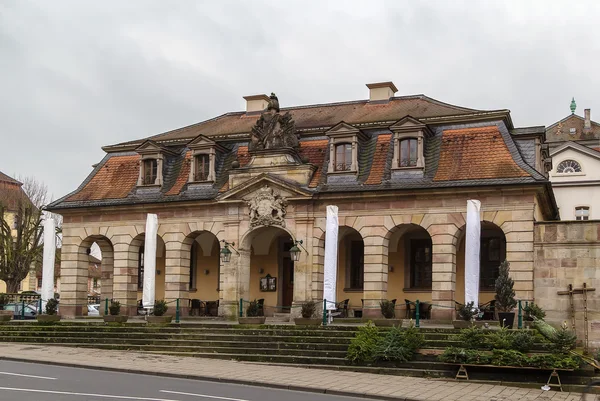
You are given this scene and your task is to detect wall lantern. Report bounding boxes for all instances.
[289,240,306,262]
[220,240,239,263]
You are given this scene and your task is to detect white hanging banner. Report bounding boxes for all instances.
[465,200,481,308]
[41,218,56,303]
[323,205,339,311]
[142,213,158,309]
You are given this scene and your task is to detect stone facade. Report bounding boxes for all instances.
[534,221,600,349]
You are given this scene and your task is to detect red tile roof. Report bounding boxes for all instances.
[67,155,139,201]
[0,171,21,185]
[365,134,392,185]
[434,126,529,181]
[237,146,251,167]
[165,152,191,196]
[299,140,328,188]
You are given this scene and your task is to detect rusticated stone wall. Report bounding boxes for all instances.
[534,222,600,349]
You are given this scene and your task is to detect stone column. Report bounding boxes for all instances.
[59,229,89,317]
[429,226,458,320]
[160,225,191,317]
[502,211,535,301]
[311,222,326,303]
[291,217,314,318]
[110,228,142,317]
[359,218,389,318]
[220,214,244,319]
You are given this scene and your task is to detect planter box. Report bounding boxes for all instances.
[238,317,266,325]
[294,318,322,326]
[147,316,172,324]
[103,315,128,323]
[0,311,12,322]
[38,315,61,322]
[452,320,473,329]
[373,319,403,327]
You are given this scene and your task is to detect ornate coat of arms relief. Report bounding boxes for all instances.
[247,185,287,228]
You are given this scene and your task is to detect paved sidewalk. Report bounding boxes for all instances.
[0,343,592,401]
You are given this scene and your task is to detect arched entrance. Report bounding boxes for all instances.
[128,233,166,313]
[456,221,506,305]
[181,231,221,316]
[335,226,364,315]
[241,226,295,316]
[387,224,433,309]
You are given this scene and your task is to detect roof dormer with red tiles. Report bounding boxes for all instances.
[389,116,431,178]
[186,134,228,183]
[135,140,178,187]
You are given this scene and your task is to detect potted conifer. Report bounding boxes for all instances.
[103,300,128,323]
[294,301,321,326]
[238,299,266,325]
[37,298,61,322]
[147,299,172,324]
[373,300,403,327]
[495,260,517,329]
[453,301,477,329]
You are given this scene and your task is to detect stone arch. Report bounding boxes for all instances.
[455,221,506,304]
[181,230,221,314]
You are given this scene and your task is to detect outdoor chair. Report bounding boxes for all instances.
[335,299,349,318]
[257,299,265,316]
[479,300,496,320]
[419,302,432,319]
[189,299,204,316]
[404,299,414,319]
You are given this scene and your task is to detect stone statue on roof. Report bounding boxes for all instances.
[249,93,299,152]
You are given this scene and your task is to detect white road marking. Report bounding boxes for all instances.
[161,390,249,401]
[0,371,57,380]
[0,386,179,401]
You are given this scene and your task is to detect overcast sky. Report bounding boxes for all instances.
[1,1,599,200]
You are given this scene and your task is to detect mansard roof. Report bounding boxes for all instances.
[48,94,552,212]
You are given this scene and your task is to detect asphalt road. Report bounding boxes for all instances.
[0,360,370,401]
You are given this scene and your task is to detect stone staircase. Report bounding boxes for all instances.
[0,322,597,390]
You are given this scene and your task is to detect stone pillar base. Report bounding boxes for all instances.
[431,307,454,321]
[220,301,239,318]
[362,308,383,319]
[60,305,85,318]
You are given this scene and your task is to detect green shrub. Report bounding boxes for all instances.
[510,330,535,353]
[528,353,580,370]
[523,303,546,321]
[457,301,478,321]
[379,300,395,319]
[0,294,8,308]
[486,326,513,350]
[45,298,58,315]
[153,300,168,316]
[300,301,316,318]
[551,323,577,353]
[373,325,413,362]
[495,260,517,312]
[109,300,121,316]
[246,299,261,317]
[438,347,490,365]
[491,349,528,367]
[347,322,380,364]
[458,326,488,349]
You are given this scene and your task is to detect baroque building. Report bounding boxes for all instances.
[48,82,559,320]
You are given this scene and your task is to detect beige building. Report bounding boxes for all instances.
[48,82,563,321]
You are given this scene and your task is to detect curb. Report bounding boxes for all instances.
[0,356,419,401]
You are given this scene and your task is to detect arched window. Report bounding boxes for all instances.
[399,138,418,167]
[556,159,582,173]
[335,143,352,171]
[480,225,506,289]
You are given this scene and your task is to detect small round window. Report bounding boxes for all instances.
[556,160,582,173]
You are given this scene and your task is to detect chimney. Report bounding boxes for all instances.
[366,81,398,102]
[584,108,591,132]
[243,94,270,114]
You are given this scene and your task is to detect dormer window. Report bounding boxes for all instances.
[390,117,429,171]
[334,143,352,171]
[187,134,227,183]
[326,122,365,175]
[194,154,210,181]
[399,138,418,167]
[142,159,158,185]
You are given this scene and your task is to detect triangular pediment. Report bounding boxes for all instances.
[217,173,312,202]
[187,134,228,152]
[390,116,426,130]
[135,140,178,156]
[550,141,600,160]
[326,121,361,136]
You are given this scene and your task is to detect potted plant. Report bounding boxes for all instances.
[147,299,172,324]
[38,298,61,322]
[0,294,12,322]
[103,300,128,323]
[495,260,517,329]
[294,300,321,326]
[373,300,402,327]
[238,299,266,325]
[453,301,478,329]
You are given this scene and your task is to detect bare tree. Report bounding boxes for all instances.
[0,176,53,293]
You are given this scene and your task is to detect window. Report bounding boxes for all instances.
[349,241,364,289]
[556,159,582,173]
[399,138,418,167]
[480,236,505,289]
[93,278,98,289]
[410,239,432,288]
[575,206,590,221]
[334,144,352,171]
[142,159,158,185]
[189,241,198,290]
[194,154,210,181]
[138,247,145,290]
[37,278,42,288]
